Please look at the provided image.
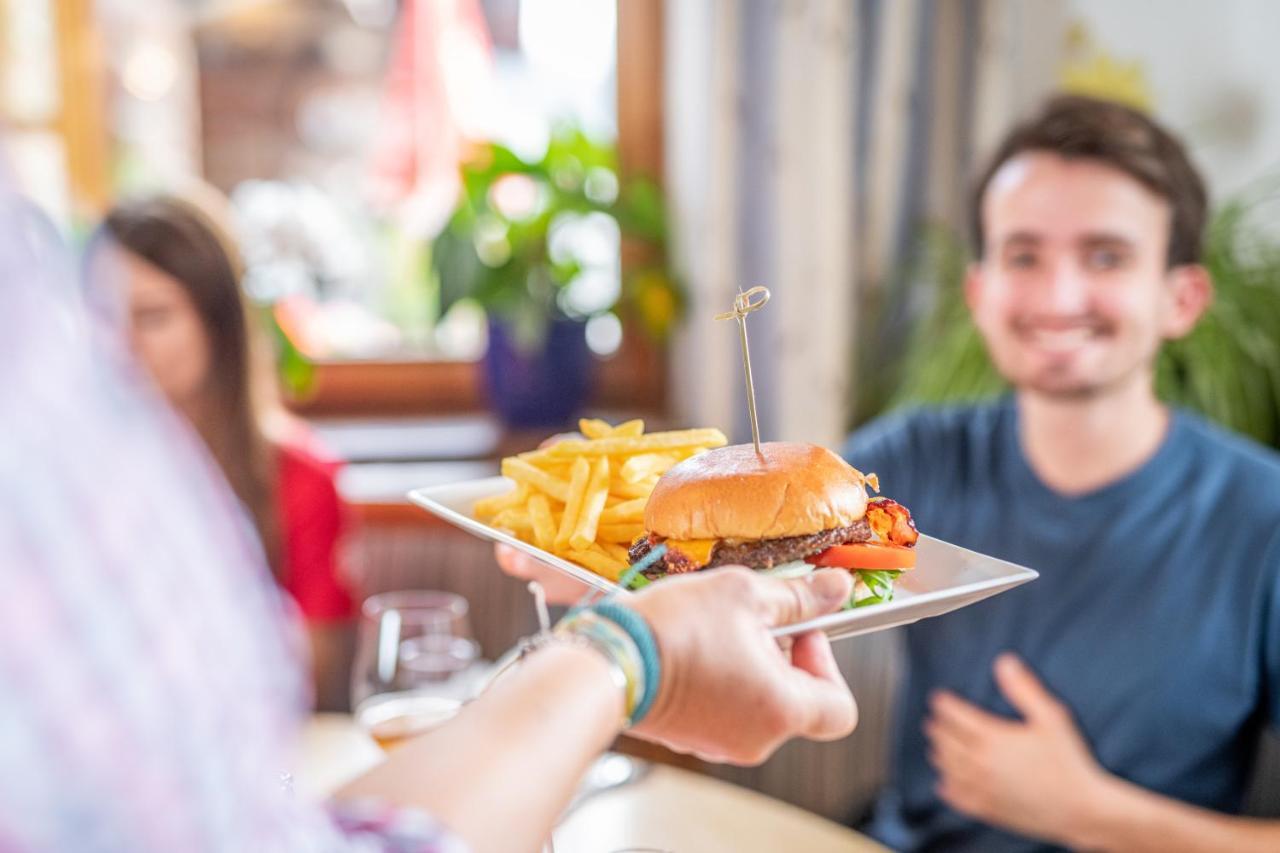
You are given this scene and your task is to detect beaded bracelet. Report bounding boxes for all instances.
[490,627,631,723]
[556,610,646,725]
[585,603,661,725]
[489,550,665,729]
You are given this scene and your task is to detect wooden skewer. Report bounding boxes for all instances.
[715,286,771,454]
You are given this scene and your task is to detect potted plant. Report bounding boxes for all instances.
[430,127,680,427]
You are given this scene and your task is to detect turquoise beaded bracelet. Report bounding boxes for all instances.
[588,602,661,725]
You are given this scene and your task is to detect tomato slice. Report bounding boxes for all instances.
[806,542,917,570]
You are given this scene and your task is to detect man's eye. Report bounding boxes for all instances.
[1085,249,1125,270]
[1007,252,1038,270]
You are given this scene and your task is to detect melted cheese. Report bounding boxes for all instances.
[665,538,718,566]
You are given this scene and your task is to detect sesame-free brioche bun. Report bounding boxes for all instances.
[643,442,870,541]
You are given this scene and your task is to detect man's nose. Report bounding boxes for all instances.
[1034,259,1089,315]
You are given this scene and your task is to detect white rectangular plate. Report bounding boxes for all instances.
[408,477,1037,642]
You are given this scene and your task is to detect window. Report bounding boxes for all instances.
[86,0,664,414]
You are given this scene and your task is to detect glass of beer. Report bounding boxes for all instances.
[351,590,480,750]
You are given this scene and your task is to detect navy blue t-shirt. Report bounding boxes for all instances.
[845,400,1280,852]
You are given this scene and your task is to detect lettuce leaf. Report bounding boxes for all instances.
[842,569,903,610]
[625,572,658,590]
[859,569,902,599]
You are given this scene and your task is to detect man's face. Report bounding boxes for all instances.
[968,152,1200,399]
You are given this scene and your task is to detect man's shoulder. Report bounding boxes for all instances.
[844,399,1008,460]
[1177,410,1280,506]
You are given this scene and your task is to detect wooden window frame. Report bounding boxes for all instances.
[289,0,667,418]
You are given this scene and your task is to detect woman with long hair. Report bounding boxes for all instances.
[88,192,356,708]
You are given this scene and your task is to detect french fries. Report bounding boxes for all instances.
[600,497,647,523]
[547,428,727,458]
[474,420,728,584]
[566,547,628,582]
[472,483,531,518]
[598,523,644,543]
[501,457,570,502]
[569,456,611,551]
[527,493,556,551]
[554,457,592,551]
[619,451,684,484]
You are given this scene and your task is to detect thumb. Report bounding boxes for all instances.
[757,569,852,627]
[993,652,1066,724]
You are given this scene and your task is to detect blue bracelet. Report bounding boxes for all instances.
[590,602,661,725]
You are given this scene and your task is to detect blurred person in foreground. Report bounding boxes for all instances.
[85,193,357,709]
[847,95,1280,851]
[0,187,856,852]
[500,95,1280,852]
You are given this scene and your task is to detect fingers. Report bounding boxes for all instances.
[785,631,858,740]
[926,712,983,758]
[494,543,531,575]
[788,629,841,682]
[992,653,1065,724]
[754,569,852,627]
[495,545,550,580]
[926,716,987,808]
[929,689,1011,742]
[493,544,588,605]
[631,568,857,763]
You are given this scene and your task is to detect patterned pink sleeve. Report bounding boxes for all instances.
[330,800,470,853]
[0,191,468,853]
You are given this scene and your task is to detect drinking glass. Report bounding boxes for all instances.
[351,590,480,749]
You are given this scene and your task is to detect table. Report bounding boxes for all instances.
[298,714,888,852]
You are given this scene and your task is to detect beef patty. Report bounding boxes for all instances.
[629,519,874,575]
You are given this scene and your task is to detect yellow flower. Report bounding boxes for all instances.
[1059,24,1153,112]
[634,270,678,339]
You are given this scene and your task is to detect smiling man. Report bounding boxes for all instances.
[848,95,1280,852]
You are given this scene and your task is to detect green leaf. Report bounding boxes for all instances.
[256,305,315,397]
[857,569,902,601]
[624,572,654,590]
[424,128,681,342]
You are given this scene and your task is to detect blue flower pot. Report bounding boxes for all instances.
[483,316,593,428]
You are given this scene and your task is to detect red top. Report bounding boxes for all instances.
[277,439,358,623]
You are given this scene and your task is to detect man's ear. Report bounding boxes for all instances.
[1162,264,1213,340]
[964,262,984,316]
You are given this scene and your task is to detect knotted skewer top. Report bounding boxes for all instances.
[715,286,771,455]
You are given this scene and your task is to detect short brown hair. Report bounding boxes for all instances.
[971,94,1208,267]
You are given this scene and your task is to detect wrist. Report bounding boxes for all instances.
[1062,769,1125,851]
[534,641,628,730]
[555,615,638,726]
[558,604,659,727]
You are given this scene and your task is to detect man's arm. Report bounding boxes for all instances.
[1070,774,1280,853]
[928,653,1280,853]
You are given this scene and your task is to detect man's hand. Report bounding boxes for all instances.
[925,652,1110,845]
[628,566,858,765]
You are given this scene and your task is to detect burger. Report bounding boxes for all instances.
[628,441,918,608]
